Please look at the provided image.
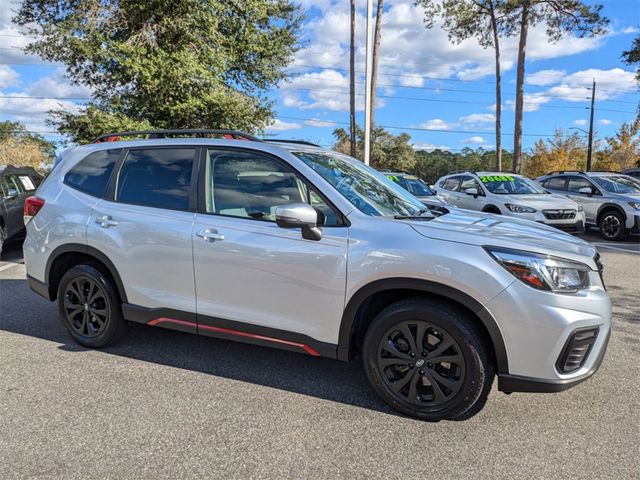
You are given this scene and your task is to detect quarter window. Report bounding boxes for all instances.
[545,177,567,191]
[65,149,121,197]
[116,148,195,211]
[206,149,339,226]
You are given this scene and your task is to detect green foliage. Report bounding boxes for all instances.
[14,0,304,142]
[415,148,515,183]
[593,121,640,171]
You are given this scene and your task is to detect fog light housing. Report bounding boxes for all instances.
[556,327,599,373]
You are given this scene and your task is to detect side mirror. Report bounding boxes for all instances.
[4,188,18,200]
[275,203,322,241]
[464,187,479,197]
[578,186,593,196]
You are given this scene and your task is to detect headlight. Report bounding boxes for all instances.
[628,202,640,210]
[504,203,536,213]
[577,205,584,212]
[485,248,591,293]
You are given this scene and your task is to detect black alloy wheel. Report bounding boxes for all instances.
[57,264,127,347]
[599,211,625,241]
[376,321,465,406]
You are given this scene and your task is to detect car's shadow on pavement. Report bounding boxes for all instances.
[0,276,397,417]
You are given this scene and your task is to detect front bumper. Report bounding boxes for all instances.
[483,270,611,393]
[507,210,586,232]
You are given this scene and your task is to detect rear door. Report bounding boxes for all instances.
[457,175,485,210]
[87,146,199,326]
[565,176,601,224]
[1,174,27,237]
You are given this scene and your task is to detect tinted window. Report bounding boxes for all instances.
[6,175,24,194]
[66,149,121,197]
[207,150,340,226]
[480,174,545,194]
[567,176,594,193]
[546,177,567,191]
[442,176,461,191]
[401,176,434,196]
[591,175,640,194]
[117,148,195,210]
[460,175,483,193]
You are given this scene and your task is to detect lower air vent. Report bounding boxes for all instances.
[557,328,599,373]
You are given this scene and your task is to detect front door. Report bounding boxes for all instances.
[565,176,601,224]
[192,148,348,354]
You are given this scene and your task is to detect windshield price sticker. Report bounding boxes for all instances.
[18,175,36,191]
[481,175,515,183]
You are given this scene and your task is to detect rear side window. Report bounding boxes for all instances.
[65,149,121,197]
[442,176,461,191]
[116,148,195,211]
[545,177,567,191]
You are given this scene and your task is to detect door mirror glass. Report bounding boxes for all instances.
[276,203,322,241]
[5,188,18,199]
[578,186,593,195]
[464,187,479,196]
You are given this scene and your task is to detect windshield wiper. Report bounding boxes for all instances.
[393,209,435,220]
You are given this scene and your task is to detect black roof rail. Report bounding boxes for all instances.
[92,129,261,143]
[587,170,621,174]
[544,170,585,175]
[262,139,322,147]
[446,170,473,175]
[379,170,412,175]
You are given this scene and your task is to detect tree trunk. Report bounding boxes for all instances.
[513,3,529,174]
[490,3,502,172]
[349,0,356,157]
[370,0,384,131]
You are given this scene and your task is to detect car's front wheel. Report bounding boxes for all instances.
[598,210,626,241]
[362,299,494,421]
[57,264,127,347]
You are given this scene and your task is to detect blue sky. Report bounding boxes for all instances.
[0,0,638,152]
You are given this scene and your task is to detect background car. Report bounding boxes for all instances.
[0,165,43,257]
[621,167,640,180]
[434,171,586,232]
[536,170,640,241]
[381,170,452,214]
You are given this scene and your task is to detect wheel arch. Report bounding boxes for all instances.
[337,278,509,374]
[45,244,127,303]
[482,204,501,214]
[596,203,627,224]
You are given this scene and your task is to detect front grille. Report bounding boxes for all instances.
[556,328,599,373]
[542,209,576,220]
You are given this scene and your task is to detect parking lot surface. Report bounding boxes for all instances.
[1,237,638,479]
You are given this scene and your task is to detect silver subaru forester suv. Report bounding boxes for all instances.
[23,130,611,421]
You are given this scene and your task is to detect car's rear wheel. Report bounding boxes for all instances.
[0,225,5,259]
[598,210,626,241]
[362,299,493,421]
[57,264,127,347]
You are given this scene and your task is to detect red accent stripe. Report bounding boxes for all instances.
[146,318,320,357]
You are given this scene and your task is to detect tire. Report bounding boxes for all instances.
[57,264,127,347]
[0,225,5,259]
[362,298,494,421]
[598,210,627,241]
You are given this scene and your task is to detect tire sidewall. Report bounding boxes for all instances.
[362,301,488,421]
[57,264,124,348]
[599,211,626,241]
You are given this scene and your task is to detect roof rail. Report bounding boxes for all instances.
[262,139,322,147]
[446,170,473,175]
[379,169,412,175]
[544,170,585,175]
[587,170,621,174]
[92,129,261,143]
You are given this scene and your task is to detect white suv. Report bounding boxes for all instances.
[23,131,610,421]
[435,171,586,232]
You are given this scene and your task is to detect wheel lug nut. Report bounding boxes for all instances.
[410,352,415,358]
[419,369,424,375]
[422,351,427,357]
[409,363,414,368]
[427,363,433,368]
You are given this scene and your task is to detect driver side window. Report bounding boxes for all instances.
[205,149,340,226]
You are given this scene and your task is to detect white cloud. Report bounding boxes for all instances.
[525,69,566,86]
[420,118,451,130]
[304,119,337,127]
[573,119,587,126]
[458,113,495,126]
[622,26,639,34]
[412,142,452,152]
[598,119,612,125]
[463,136,487,145]
[0,66,19,89]
[265,119,302,132]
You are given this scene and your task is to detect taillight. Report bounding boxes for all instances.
[24,196,45,225]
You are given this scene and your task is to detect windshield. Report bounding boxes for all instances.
[591,175,640,194]
[389,175,435,196]
[480,174,547,194]
[293,151,429,217]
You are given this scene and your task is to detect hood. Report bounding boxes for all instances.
[604,191,640,202]
[409,209,598,267]
[416,195,451,208]
[494,193,578,210]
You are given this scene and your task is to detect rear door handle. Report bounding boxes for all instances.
[196,229,224,242]
[95,215,118,228]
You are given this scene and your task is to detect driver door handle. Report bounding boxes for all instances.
[196,229,225,242]
[95,215,118,228]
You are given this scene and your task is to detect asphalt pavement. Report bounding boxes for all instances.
[0,236,638,479]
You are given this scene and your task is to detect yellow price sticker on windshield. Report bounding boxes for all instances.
[480,175,514,183]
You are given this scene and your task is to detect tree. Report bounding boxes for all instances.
[0,120,56,170]
[524,129,586,178]
[417,0,510,171]
[370,0,384,135]
[592,121,640,171]
[349,0,357,157]
[505,0,608,173]
[621,35,640,122]
[14,0,304,143]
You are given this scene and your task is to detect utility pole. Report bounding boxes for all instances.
[363,0,374,165]
[587,79,595,171]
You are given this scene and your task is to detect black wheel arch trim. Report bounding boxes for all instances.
[596,203,627,224]
[44,243,128,303]
[337,278,509,374]
[482,205,501,214]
